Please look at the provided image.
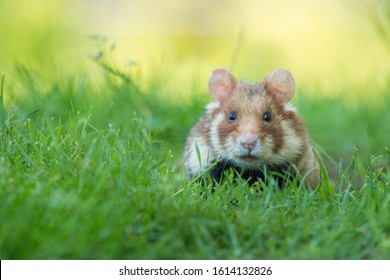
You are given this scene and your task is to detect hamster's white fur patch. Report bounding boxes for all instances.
[184,136,213,175]
[209,112,225,155]
[206,101,220,112]
[284,103,297,112]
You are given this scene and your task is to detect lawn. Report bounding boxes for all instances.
[0,0,389,260]
[0,53,389,259]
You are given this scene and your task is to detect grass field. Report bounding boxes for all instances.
[1,55,389,259]
[1,0,390,260]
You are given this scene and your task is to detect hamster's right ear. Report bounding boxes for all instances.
[208,68,236,102]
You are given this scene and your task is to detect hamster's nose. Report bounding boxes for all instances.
[240,135,258,150]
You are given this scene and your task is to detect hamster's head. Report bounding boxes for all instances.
[207,68,308,169]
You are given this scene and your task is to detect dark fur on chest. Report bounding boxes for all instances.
[209,160,291,187]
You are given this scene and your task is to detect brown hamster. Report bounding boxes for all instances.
[183,68,320,188]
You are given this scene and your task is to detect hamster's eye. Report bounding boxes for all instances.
[228,111,237,123]
[262,112,271,122]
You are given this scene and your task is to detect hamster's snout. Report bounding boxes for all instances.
[239,135,258,151]
[237,135,261,156]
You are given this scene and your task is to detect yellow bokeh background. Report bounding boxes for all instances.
[1,0,389,96]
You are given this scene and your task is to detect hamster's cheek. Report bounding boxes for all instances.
[260,136,276,159]
[209,112,225,152]
[224,135,237,155]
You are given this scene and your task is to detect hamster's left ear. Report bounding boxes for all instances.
[263,68,295,103]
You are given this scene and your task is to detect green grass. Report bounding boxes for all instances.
[0,56,389,260]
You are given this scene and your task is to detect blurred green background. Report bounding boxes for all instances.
[1,0,389,160]
[1,0,389,83]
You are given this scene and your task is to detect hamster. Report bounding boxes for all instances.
[183,68,320,188]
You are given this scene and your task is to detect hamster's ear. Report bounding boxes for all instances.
[208,68,236,102]
[263,69,295,103]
